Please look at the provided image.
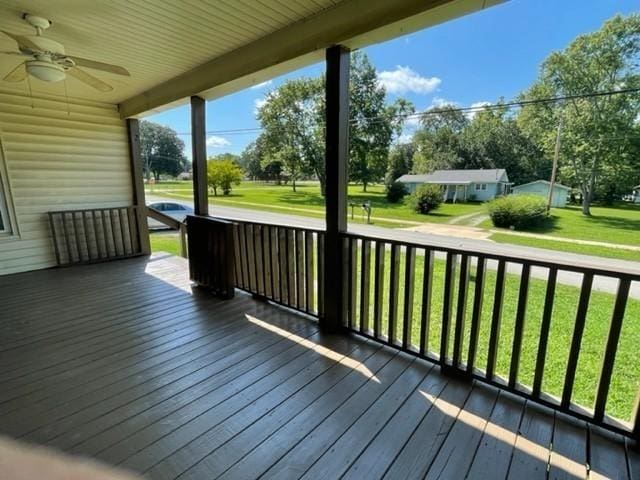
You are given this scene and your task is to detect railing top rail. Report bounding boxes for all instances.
[343,229,640,281]
[218,215,325,234]
[49,206,136,215]
[146,206,183,230]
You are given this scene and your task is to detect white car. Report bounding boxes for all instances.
[147,201,193,229]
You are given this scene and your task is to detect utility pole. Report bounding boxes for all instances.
[547,114,563,214]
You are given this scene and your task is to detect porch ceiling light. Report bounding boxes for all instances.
[26,60,65,83]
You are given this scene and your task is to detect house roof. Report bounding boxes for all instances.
[513,180,571,191]
[0,0,504,117]
[397,169,509,184]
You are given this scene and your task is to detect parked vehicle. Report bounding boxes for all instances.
[147,201,193,229]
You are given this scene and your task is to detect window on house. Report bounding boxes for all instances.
[475,184,481,191]
[481,184,487,190]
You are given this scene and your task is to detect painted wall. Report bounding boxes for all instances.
[512,182,568,208]
[402,181,504,201]
[0,90,132,275]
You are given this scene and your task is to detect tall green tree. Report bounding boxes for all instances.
[139,121,187,181]
[517,14,640,214]
[385,142,415,184]
[349,53,414,191]
[207,155,243,196]
[256,78,323,192]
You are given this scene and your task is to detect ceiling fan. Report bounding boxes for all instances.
[0,13,129,92]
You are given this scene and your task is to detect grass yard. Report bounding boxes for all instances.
[483,204,640,247]
[490,233,640,261]
[150,231,181,256]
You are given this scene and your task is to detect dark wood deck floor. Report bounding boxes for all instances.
[1,254,638,479]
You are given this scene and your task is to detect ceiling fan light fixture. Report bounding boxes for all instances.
[26,60,65,82]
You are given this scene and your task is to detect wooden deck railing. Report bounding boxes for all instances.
[146,206,188,258]
[48,206,144,266]
[186,216,640,439]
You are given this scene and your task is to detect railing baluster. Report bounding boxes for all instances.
[109,209,120,256]
[247,224,257,293]
[61,212,73,263]
[420,249,434,356]
[287,228,296,306]
[373,240,385,340]
[100,209,109,257]
[440,252,457,364]
[126,207,138,255]
[360,239,371,334]
[232,224,242,289]
[82,211,92,260]
[466,256,486,374]
[296,229,305,310]
[532,268,557,398]
[118,208,128,256]
[402,246,416,350]
[73,212,84,261]
[48,213,62,265]
[347,237,357,330]
[317,233,325,317]
[509,264,531,389]
[254,225,264,295]
[388,243,400,345]
[278,227,288,305]
[91,210,103,259]
[486,260,506,380]
[452,254,470,368]
[305,231,314,314]
[562,273,594,409]
[593,278,631,422]
[271,227,280,301]
[261,226,268,297]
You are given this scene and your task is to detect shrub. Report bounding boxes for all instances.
[409,184,442,214]
[488,195,547,229]
[385,181,408,203]
[207,159,243,196]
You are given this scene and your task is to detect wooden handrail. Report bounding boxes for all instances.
[145,206,187,258]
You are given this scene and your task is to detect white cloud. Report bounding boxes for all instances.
[250,80,272,90]
[466,101,492,119]
[253,97,268,116]
[377,66,441,95]
[430,97,458,108]
[206,135,230,148]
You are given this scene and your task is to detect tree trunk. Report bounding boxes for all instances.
[213,186,218,196]
[581,156,598,216]
[292,178,296,192]
[362,182,367,192]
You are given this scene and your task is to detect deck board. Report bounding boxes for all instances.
[0,254,632,479]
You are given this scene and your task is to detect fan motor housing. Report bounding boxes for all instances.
[26,60,65,82]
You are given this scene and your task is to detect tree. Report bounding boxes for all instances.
[207,156,243,196]
[385,142,414,184]
[349,53,414,191]
[256,78,324,192]
[139,121,187,181]
[517,14,640,214]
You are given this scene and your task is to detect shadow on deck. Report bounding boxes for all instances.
[0,254,637,479]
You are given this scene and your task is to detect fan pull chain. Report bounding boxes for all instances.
[63,78,70,116]
[26,75,34,109]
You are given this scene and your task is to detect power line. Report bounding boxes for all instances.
[172,87,640,136]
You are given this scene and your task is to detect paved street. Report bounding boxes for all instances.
[147,195,640,298]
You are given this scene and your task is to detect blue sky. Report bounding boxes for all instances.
[147,0,639,158]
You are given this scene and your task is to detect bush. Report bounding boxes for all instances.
[385,181,408,203]
[408,184,442,214]
[488,195,547,229]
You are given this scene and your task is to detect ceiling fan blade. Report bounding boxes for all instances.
[66,56,129,76]
[0,51,29,57]
[3,62,26,82]
[1,30,40,51]
[67,67,113,92]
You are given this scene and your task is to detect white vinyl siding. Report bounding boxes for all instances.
[0,90,131,275]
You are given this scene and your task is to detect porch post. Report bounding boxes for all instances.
[126,118,151,255]
[322,45,350,332]
[190,96,208,216]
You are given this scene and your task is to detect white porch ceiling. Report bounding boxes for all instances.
[0,0,504,117]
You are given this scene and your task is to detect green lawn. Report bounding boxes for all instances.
[483,204,640,247]
[150,232,181,256]
[490,233,640,261]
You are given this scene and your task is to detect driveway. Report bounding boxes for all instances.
[146,194,640,298]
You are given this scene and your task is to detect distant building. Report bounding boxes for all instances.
[396,169,510,202]
[512,180,571,208]
[632,185,640,204]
